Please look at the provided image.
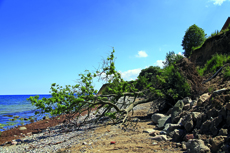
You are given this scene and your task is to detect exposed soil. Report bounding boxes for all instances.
[57,103,184,153]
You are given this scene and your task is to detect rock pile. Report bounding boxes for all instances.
[150,88,230,153]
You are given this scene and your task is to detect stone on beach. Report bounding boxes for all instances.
[151,113,166,124]
[149,135,167,141]
[19,127,27,131]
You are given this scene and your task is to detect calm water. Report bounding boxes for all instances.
[0,94,53,131]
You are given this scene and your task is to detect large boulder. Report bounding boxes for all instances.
[151,113,166,124]
[157,116,171,129]
[171,100,184,123]
[182,114,194,132]
[186,139,210,153]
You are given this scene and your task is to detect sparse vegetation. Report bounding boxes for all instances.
[197,53,230,76]
[221,23,230,34]
[223,66,230,79]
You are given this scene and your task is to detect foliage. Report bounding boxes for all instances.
[197,53,230,76]
[182,24,206,58]
[162,51,184,68]
[223,66,230,79]
[135,66,161,90]
[152,64,191,103]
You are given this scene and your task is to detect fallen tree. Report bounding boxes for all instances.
[27,49,193,128]
[27,48,155,127]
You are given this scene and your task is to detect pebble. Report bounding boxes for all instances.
[0,98,150,153]
[0,109,108,153]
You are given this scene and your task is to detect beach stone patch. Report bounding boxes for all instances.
[19,127,27,131]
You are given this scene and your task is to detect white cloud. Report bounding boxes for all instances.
[211,0,226,5]
[120,68,142,81]
[135,51,148,58]
[154,60,165,68]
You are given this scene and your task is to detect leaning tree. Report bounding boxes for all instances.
[27,48,156,127]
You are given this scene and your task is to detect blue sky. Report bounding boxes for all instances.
[0,0,230,95]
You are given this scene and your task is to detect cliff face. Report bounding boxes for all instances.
[190,30,230,67]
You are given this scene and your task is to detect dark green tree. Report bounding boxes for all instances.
[182,24,206,58]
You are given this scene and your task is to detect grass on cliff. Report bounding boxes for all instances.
[197,53,230,78]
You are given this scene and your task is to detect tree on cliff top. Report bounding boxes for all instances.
[182,24,206,58]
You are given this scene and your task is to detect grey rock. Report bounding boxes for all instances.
[143,129,155,133]
[218,128,228,136]
[183,103,190,110]
[163,123,182,132]
[186,139,210,153]
[157,116,171,129]
[219,105,227,119]
[200,120,212,134]
[166,108,173,116]
[197,93,210,106]
[149,135,167,141]
[171,100,184,123]
[227,110,230,126]
[190,100,197,107]
[151,113,166,124]
[181,141,187,150]
[207,108,219,119]
[210,115,223,136]
[191,112,201,122]
[182,114,194,132]
[196,113,206,129]
[173,129,186,142]
[211,136,227,153]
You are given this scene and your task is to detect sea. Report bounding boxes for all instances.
[0,94,54,132]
